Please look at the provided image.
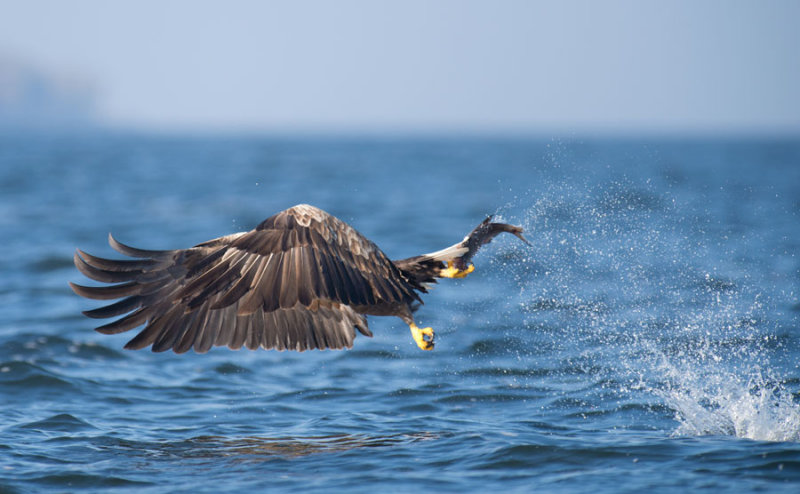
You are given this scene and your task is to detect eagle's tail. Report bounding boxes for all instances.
[393,216,529,289]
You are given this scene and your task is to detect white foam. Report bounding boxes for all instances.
[653,355,800,442]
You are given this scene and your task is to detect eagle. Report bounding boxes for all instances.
[71,204,529,353]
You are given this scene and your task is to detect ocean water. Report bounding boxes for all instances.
[1,132,799,493]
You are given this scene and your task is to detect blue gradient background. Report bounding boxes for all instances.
[1,0,798,134]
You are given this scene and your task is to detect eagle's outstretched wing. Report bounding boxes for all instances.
[70,205,417,353]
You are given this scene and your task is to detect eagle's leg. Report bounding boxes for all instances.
[439,260,475,279]
[409,322,434,351]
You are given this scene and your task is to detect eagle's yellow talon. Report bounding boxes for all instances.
[439,260,475,279]
[409,323,434,351]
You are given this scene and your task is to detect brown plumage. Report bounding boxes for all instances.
[71,204,529,353]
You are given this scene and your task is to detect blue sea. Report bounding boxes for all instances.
[1,132,799,493]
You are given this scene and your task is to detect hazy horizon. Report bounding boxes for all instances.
[2,1,799,136]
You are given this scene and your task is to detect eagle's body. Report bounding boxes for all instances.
[71,204,528,352]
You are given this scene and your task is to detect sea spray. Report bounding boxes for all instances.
[651,351,800,442]
[491,178,800,442]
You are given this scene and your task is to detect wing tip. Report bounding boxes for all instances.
[68,280,82,295]
[108,233,168,258]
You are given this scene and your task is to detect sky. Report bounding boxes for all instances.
[1,0,799,135]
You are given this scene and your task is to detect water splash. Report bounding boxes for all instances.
[495,178,800,443]
[652,355,800,442]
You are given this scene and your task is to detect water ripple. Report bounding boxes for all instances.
[2,135,799,493]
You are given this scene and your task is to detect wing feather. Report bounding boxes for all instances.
[174,310,203,354]
[228,313,249,350]
[260,253,284,312]
[69,281,140,300]
[295,246,315,306]
[109,233,172,258]
[76,249,161,272]
[74,251,144,284]
[237,254,272,315]
[177,251,235,304]
[94,307,151,335]
[195,307,222,354]
[82,295,144,319]
[185,251,249,310]
[151,307,189,352]
[126,305,182,350]
[278,248,298,309]
[211,254,259,310]
[213,306,237,347]
[245,309,264,350]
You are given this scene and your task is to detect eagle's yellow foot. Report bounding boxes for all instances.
[439,260,475,279]
[409,323,435,351]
